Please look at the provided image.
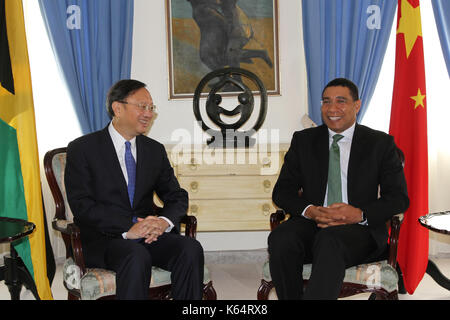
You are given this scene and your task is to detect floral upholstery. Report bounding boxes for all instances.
[262,260,399,294]
[63,257,211,300]
[51,153,74,222]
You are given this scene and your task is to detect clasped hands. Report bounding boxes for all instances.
[305,203,363,228]
[126,216,169,244]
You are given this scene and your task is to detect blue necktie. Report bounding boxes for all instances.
[125,141,136,206]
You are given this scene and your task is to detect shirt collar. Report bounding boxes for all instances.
[328,122,356,141]
[108,122,136,151]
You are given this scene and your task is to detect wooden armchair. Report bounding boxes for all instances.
[258,146,406,300]
[44,147,216,300]
[257,209,403,300]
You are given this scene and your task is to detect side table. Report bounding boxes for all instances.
[419,211,450,291]
[0,217,40,300]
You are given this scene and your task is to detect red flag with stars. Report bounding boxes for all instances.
[389,0,428,294]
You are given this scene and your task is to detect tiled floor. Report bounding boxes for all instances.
[1,257,449,300]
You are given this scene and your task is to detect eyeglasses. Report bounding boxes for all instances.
[119,101,157,113]
[321,97,350,108]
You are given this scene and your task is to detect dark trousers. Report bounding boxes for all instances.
[268,216,377,300]
[85,233,204,300]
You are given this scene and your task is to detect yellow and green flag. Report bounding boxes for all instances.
[0,0,52,299]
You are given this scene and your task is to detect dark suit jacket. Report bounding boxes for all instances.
[65,126,188,250]
[272,123,409,251]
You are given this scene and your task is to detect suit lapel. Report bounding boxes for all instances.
[347,124,366,203]
[134,135,149,207]
[314,125,330,203]
[99,127,130,205]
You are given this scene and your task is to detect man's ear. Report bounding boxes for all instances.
[355,99,362,114]
[112,101,122,118]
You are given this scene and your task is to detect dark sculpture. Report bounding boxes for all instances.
[187,0,273,81]
[193,67,267,148]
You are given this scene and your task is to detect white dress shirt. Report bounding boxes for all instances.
[108,122,137,186]
[108,123,174,238]
[323,123,355,206]
[301,123,367,225]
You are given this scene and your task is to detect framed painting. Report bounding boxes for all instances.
[166,0,280,99]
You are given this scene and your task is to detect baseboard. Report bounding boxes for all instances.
[48,249,450,267]
[429,252,450,259]
[50,249,269,267]
[205,249,268,265]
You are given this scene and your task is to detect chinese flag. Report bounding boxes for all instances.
[389,0,429,294]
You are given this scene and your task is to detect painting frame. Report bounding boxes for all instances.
[165,0,280,100]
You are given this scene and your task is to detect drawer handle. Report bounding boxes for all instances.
[190,158,198,170]
[263,180,271,190]
[262,157,271,168]
[262,204,271,216]
[190,204,198,216]
[190,181,199,192]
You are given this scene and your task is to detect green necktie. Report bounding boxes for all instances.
[327,134,344,206]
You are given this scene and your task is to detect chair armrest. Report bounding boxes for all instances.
[67,223,87,276]
[52,218,72,235]
[152,203,197,238]
[181,215,197,239]
[53,219,87,276]
[270,210,286,231]
[387,213,404,268]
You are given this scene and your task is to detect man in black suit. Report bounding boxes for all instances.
[268,78,409,300]
[65,79,204,300]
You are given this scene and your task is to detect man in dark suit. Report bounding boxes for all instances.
[268,78,409,300]
[65,79,204,300]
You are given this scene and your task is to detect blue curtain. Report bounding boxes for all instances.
[38,0,134,134]
[432,0,450,77]
[302,0,397,125]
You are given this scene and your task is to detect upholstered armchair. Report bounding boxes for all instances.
[257,209,403,300]
[257,147,406,300]
[44,147,216,300]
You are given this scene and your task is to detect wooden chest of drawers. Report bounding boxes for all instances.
[165,144,289,231]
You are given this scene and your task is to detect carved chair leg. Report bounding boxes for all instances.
[203,281,217,300]
[388,291,399,300]
[375,293,387,300]
[396,264,407,294]
[68,292,79,300]
[374,290,395,300]
[257,279,274,300]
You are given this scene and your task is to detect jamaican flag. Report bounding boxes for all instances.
[0,0,53,299]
